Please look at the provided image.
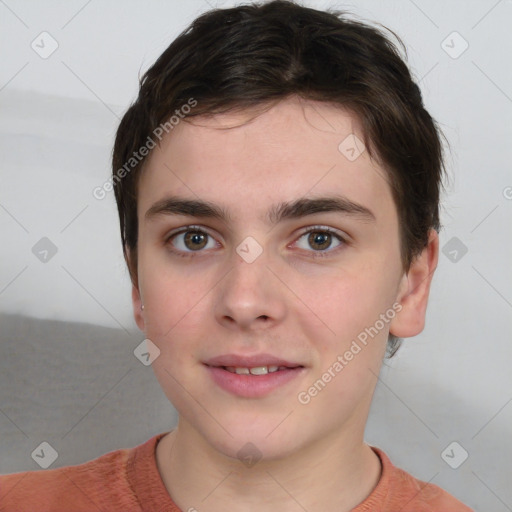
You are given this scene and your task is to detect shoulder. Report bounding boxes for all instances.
[371,448,474,512]
[0,442,139,512]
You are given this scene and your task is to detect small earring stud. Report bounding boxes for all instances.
[141,304,145,311]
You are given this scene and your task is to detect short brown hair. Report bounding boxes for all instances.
[112,0,447,356]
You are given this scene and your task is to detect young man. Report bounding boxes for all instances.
[0,1,473,510]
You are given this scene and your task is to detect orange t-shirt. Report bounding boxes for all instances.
[0,433,472,511]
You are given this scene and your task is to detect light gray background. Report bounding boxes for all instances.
[1,0,511,510]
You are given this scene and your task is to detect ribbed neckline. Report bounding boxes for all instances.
[126,432,181,512]
[126,432,392,512]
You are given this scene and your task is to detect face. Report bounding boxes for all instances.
[131,96,435,461]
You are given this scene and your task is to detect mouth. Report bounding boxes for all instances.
[204,353,303,369]
[222,365,297,375]
[203,354,305,398]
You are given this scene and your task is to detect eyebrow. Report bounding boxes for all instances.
[144,194,376,225]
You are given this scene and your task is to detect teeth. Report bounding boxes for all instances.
[224,365,282,375]
[249,366,268,375]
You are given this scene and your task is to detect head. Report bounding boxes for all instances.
[112,1,445,460]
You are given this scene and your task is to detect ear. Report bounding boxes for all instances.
[390,229,439,338]
[126,248,145,332]
[132,284,145,332]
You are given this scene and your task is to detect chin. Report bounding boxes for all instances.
[197,419,308,464]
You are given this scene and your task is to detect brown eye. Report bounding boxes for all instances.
[307,231,332,251]
[183,231,208,251]
[294,226,345,257]
[168,227,216,254]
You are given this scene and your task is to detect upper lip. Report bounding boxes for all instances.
[204,353,303,368]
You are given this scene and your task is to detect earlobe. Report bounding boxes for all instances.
[126,247,145,332]
[389,229,439,338]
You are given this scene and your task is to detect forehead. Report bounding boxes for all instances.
[138,97,394,224]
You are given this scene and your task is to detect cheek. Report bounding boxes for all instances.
[140,265,207,403]
[298,273,392,412]
[298,268,394,347]
[137,242,208,335]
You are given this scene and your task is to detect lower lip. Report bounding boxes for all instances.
[205,365,305,398]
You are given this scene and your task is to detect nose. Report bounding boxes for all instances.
[214,248,287,332]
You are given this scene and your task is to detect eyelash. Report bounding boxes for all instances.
[165,225,347,259]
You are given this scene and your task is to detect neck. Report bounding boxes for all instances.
[156,423,382,512]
